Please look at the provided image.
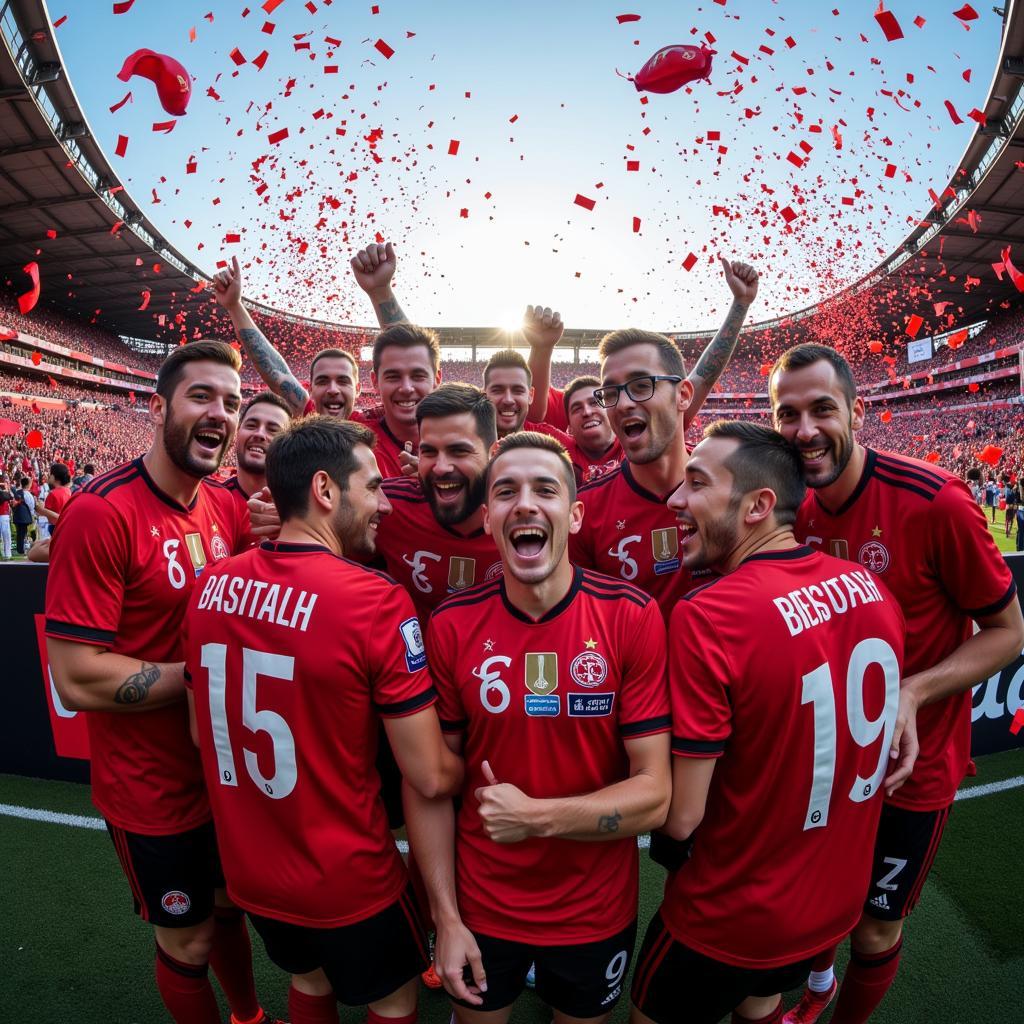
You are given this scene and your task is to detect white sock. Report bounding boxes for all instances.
[808,967,835,994]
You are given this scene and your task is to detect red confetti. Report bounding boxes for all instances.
[968,382,980,393]
[574,193,596,211]
[18,263,40,316]
[46,229,57,239]
[374,38,395,59]
[262,0,284,9]
[682,253,698,272]
[113,0,136,12]
[230,47,247,65]
[884,163,896,178]
[626,160,639,171]
[616,13,641,23]
[953,4,978,21]
[152,120,176,133]
[138,290,151,311]
[905,314,924,338]
[224,233,241,243]
[780,205,797,224]
[53,15,68,28]
[267,127,289,145]
[448,139,460,156]
[632,217,641,233]
[115,133,129,157]
[874,3,904,42]
[913,15,926,28]
[944,100,964,125]
[26,430,44,450]
[1001,246,1024,291]
[109,91,133,113]
[253,50,270,70]
[1010,707,1024,736]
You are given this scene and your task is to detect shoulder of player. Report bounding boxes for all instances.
[578,464,623,497]
[577,568,652,609]
[430,576,504,621]
[79,459,144,503]
[302,548,411,597]
[382,476,425,502]
[869,448,952,504]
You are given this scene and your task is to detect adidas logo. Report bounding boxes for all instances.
[870,893,890,910]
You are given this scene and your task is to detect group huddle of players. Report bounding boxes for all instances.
[41,244,1023,1024]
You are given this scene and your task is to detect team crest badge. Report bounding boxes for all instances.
[570,651,608,689]
[651,527,681,574]
[525,652,558,694]
[448,556,476,590]
[161,890,191,916]
[828,539,850,561]
[210,532,230,561]
[183,533,207,576]
[858,540,890,574]
[485,560,504,580]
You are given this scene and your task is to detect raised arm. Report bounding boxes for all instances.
[351,241,411,328]
[212,256,310,416]
[685,258,759,428]
[475,731,671,843]
[523,305,564,423]
[47,638,186,713]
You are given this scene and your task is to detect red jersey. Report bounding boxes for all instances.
[184,542,436,927]
[375,477,503,621]
[664,547,906,968]
[45,485,72,517]
[795,448,1016,810]
[544,386,571,432]
[570,462,702,620]
[529,392,623,483]
[44,458,249,834]
[429,568,669,944]
[224,475,259,548]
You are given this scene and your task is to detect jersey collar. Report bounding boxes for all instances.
[135,456,199,513]
[622,461,682,503]
[742,545,815,564]
[813,447,876,518]
[260,540,334,555]
[499,564,584,624]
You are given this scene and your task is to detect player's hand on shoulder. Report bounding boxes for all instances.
[474,760,537,843]
[720,256,759,305]
[435,919,488,1005]
[351,241,397,294]
[247,487,281,539]
[522,305,564,350]
[212,255,243,310]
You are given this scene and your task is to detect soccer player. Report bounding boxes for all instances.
[769,344,1024,1024]
[631,421,911,1024]
[482,348,573,444]
[224,392,292,546]
[406,431,671,1024]
[374,383,502,623]
[569,261,759,619]
[184,416,463,1024]
[45,342,277,1024]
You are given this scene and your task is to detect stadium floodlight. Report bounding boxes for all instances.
[1003,56,1024,78]
[29,62,61,85]
[59,122,89,142]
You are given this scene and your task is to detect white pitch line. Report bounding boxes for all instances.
[2,774,1021,839]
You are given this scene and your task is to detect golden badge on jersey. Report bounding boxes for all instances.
[448,556,476,590]
[828,539,850,560]
[651,527,679,562]
[183,533,207,573]
[525,652,558,694]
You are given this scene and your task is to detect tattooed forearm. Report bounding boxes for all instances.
[374,297,409,327]
[598,810,623,834]
[114,662,161,705]
[692,300,750,383]
[238,328,309,413]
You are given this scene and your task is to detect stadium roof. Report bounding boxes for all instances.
[2,0,1024,349]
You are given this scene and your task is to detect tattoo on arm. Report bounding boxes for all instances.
[238,328,309,413]
[114,662,161,705]
[692,301,749,383]
[375,297,408,327]
[598,810,623,834]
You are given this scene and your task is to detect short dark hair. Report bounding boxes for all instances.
[20,476,29,487]
[598,329,685,378]
[769,343,857,407]
[485,431,576,500]
[83,464,95,475]
[371,324,441,374]
[155,340,242,399]
[266,415,376,523]
[416,383,497,448]
[562,375,601,417]
[241,390,293,422]
[483,349,532,387]
[309,348,359,381]
[50,462,71,486]
[701,420,805,527]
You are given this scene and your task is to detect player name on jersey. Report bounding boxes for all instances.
[773,567,884,636]
[195,572,318,632]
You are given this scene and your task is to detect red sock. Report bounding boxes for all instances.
[155,944,221,1024]
[731,1000,783,1024]
[368,1011,417,1024]
[209,906,261,1022]
[830,938,903,1024]
[811,943,839,972]
[289,986,339,1024]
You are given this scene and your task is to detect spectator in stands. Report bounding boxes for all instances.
[12,476,35,555]
[1003,474,1018,537]
[73,463,96,492]
[0,473,12,559]
[985,474,1000,522]
[966,467,983,505]
[39,462,71,530]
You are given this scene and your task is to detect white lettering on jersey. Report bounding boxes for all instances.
[402,550,442,593]
[473,655,512,714]
[774,570,885,637]
[163,539,187,590]
[608,535,642,581]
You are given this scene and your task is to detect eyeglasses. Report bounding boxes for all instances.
[593,375,683,409]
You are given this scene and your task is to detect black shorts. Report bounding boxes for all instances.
[863,802,951,920]
[105,819,223,929]
[631,911,814,1024]
[451,920,637,1018]
[376,723,405,830]
[249,883,429,1005]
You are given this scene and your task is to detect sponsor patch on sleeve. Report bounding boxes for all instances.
[399,616,427,673]
[568,692,615,717]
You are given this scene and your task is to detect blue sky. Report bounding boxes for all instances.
[51,0,1001,332]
